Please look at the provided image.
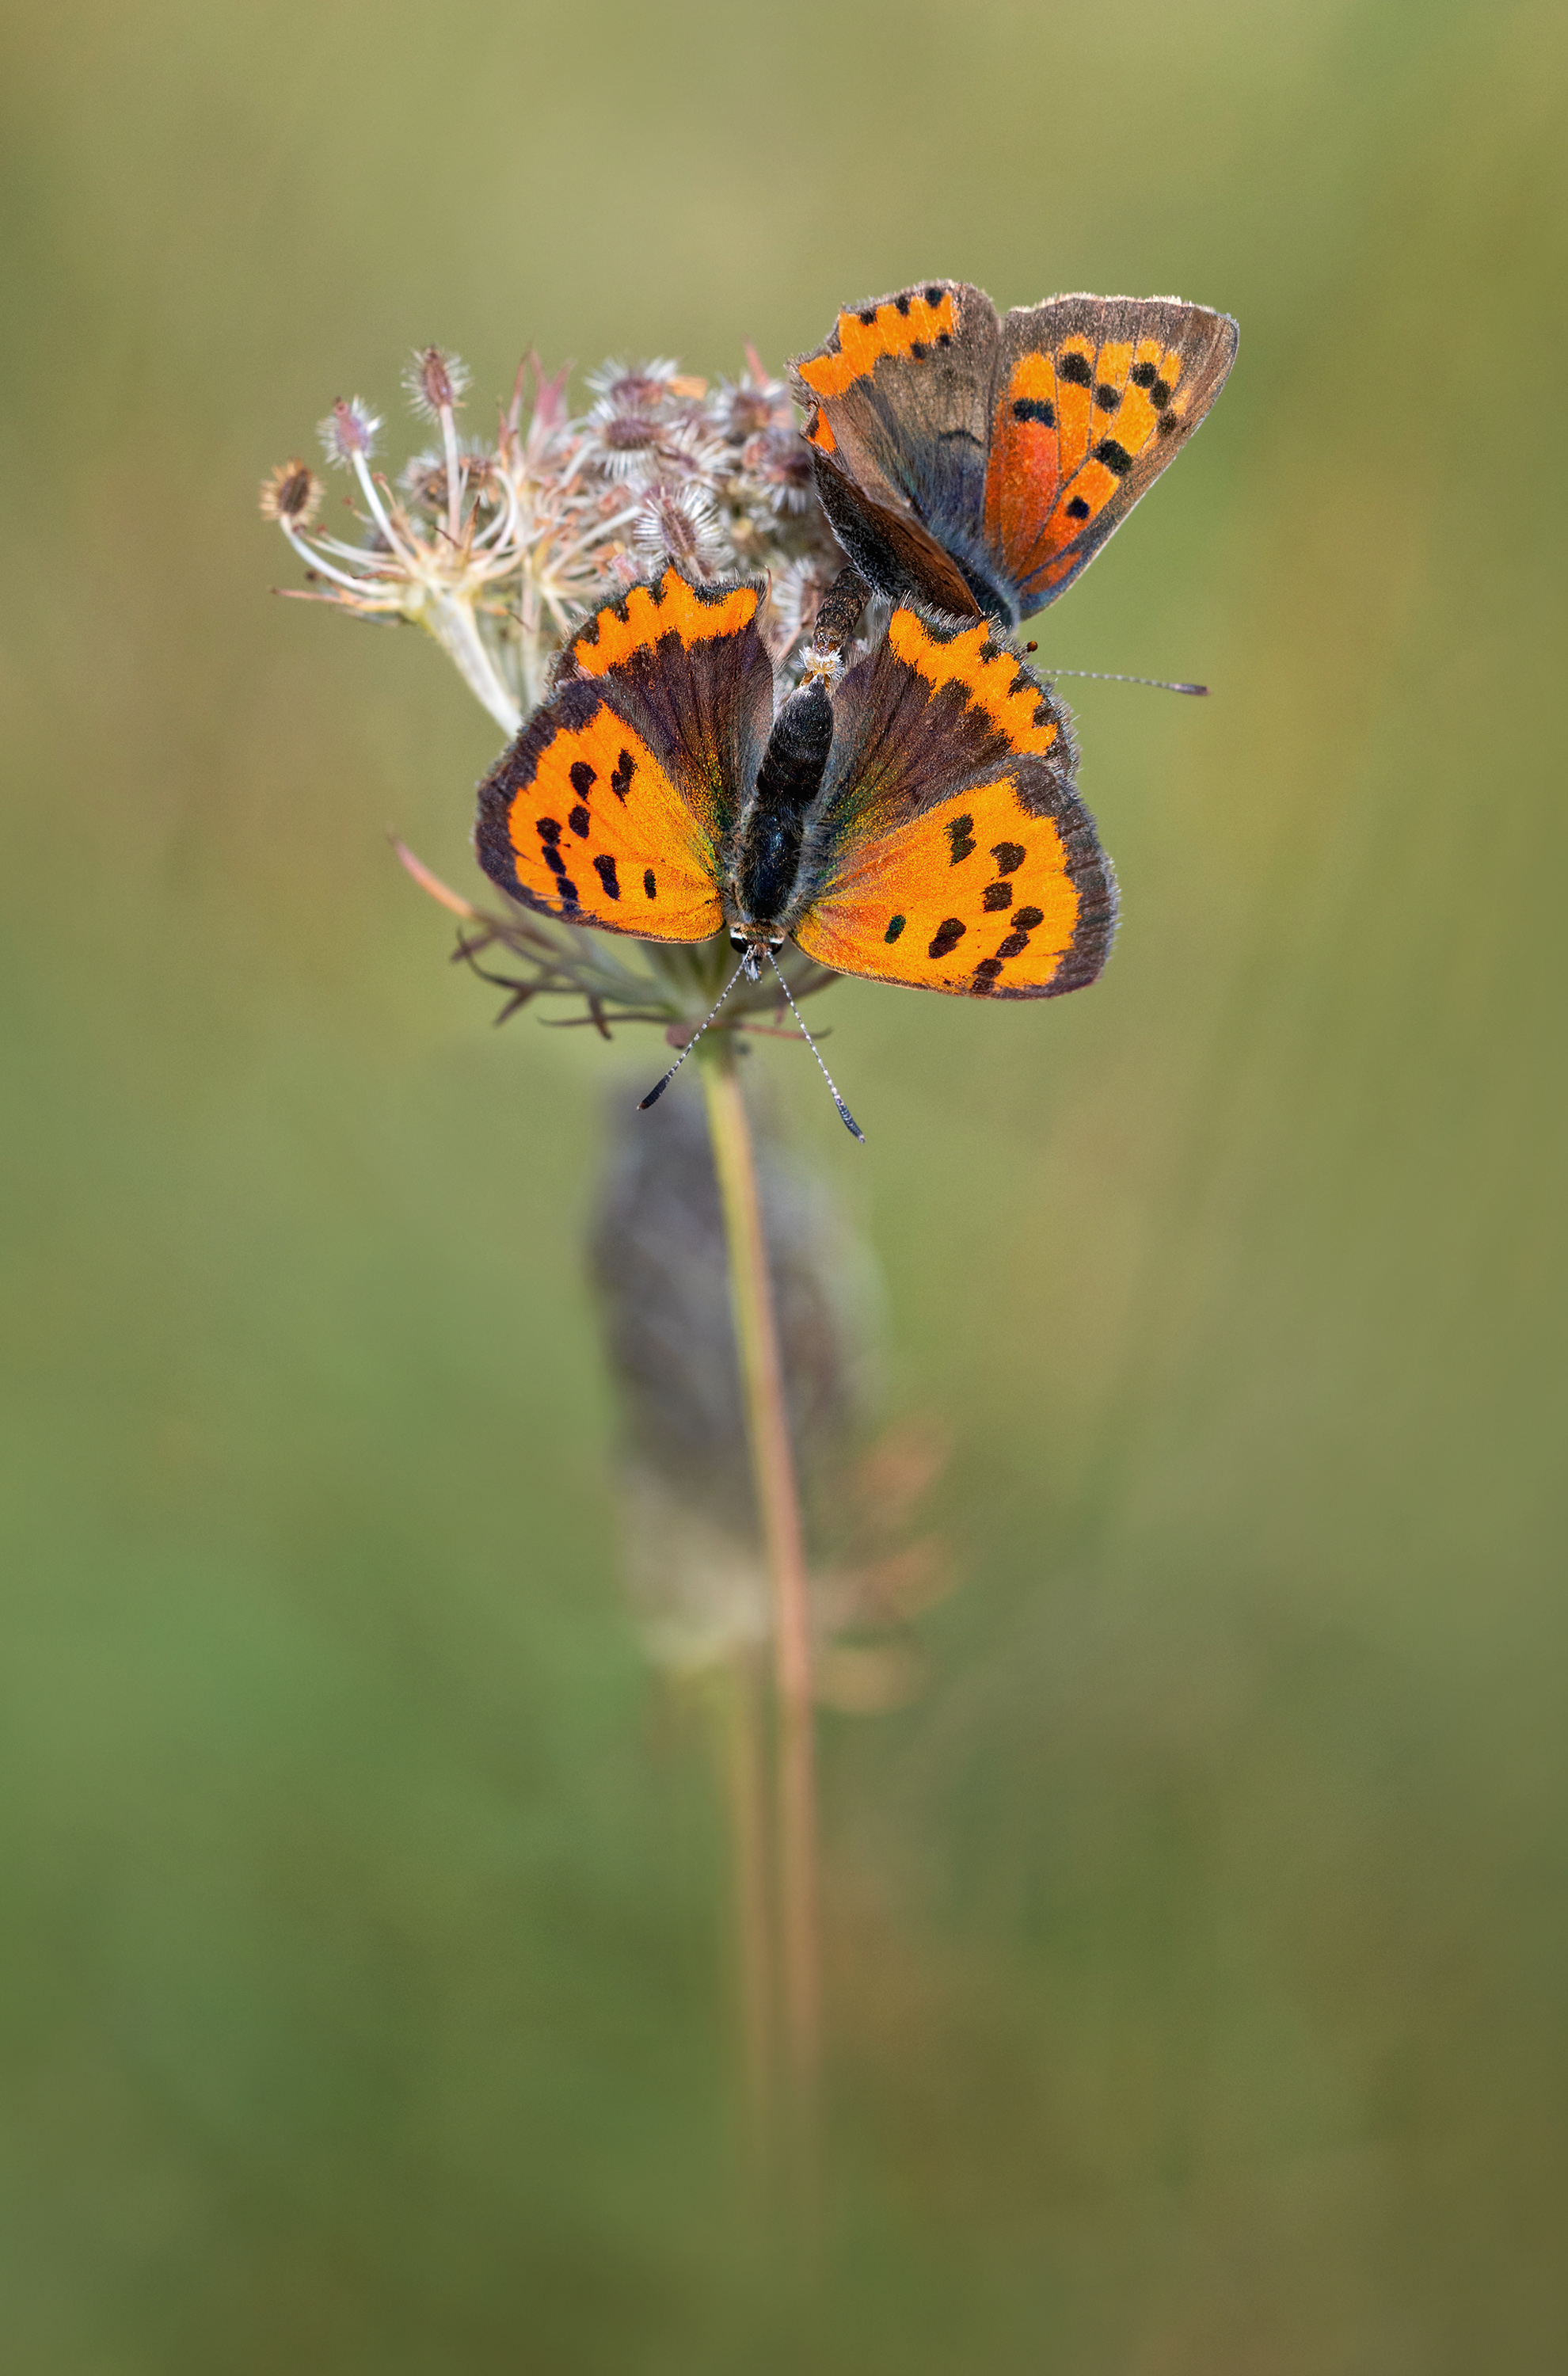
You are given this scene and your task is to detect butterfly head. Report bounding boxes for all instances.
[729,926,785,983]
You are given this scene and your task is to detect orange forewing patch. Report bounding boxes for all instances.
[569,573,759,676]
[994,333,1197,596]
[796,289,958,401]
[984,352,1062,567]
[886,611,1060,756]
[502,703,722,941]
[1054,338,1097,478]
[794,775,1079,996]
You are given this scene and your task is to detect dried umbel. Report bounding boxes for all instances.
[261,342,843,728]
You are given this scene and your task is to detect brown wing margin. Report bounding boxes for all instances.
[473,571,774,942]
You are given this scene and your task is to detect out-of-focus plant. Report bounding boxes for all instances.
[260,339,910,2184]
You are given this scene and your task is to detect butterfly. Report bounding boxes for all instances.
[789,281,1238,627]
[474,565,1115,1021]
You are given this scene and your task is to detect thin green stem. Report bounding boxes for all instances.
[714,1650,774,2169]
[700,1045,820,2157]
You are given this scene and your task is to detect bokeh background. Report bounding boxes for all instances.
[4,2,1566,2368]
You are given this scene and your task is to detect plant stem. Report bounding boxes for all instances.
[715,1649,773,2167]
[426,592,522,735]
[700,1045,820,2146]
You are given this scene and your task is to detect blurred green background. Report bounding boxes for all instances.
[3,1,1566,2367]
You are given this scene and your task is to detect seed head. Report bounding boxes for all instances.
[402,345,470,421]
[318,396,382,468]
[632,482,725,574]
[582,399,668,481]
[745,425,815,514]
[258,456,322,529]
[585,356,683,409]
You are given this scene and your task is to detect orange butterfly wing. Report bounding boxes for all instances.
[475,569,772,940]
[790,607,1116,998]
[984,295,1238,614]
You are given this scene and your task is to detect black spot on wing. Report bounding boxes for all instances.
[885,914,907,943]
[982,881,1013,912]
[1094,383,1121,412]
[928,917,966,958]
[1066,496,1090,520]
[1058,350,1093,386]
[568,805,590,836]
[946,813,976,864]
[643,867,657,899]
[1012,397,1056,427]
[991,840,1025,874]
[569,760,596,798]
[611,750,635,801]
[593,854,620,900]
[1130,362,1157,389]
[1094,438,1133,476]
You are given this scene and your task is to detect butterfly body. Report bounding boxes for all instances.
[790,281,1239,627]
[475,567,1114,1002]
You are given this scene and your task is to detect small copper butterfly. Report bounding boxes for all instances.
[789,280,1237,626]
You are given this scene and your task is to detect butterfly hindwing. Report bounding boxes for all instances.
[985,295,1239,615]
[789,605,1116,998]
[475,569,773,940]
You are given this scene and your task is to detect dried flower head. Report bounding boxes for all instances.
[257,457,322,529]
[402,345,470,421]
[631,481,725,575]
[318,396,381,467]
[585,356,684,409]
[267,335,842,732]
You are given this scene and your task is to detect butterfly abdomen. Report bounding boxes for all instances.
[734,678,834,928]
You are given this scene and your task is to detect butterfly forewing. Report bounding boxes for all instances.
[474,569,773,941]
[790,280,1003,619]
[790,606,1116,999]
[986,295,1238,615]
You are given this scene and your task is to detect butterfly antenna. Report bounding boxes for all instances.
[636,957,749,1111]
[1022,651,1208,696]
[767,951,866,1142]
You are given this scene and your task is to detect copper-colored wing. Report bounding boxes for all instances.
[787,605,1116,999]
[790,280,1003,619]
[474,569,772,940]
[984,295,1238,615]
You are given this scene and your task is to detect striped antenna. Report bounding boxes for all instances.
[637,958,748,1110]
[1022,645,1208,695]
[767,952,866,1142]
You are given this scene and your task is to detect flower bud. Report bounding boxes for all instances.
[318,396,382,467]
[403,345,470,421]
[258,457,322,528]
